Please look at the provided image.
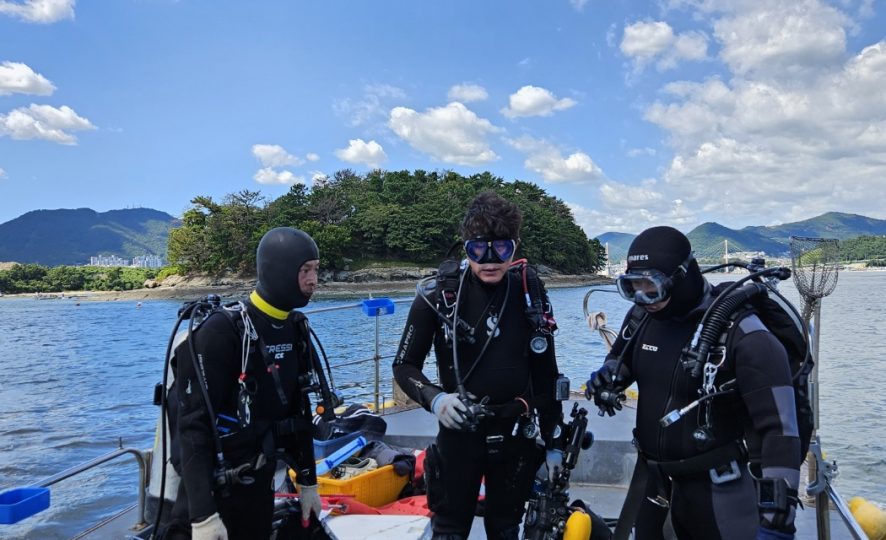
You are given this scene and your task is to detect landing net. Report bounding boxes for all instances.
[789,236,840,322]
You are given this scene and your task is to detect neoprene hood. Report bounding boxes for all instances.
[255,227,319,311]
[626,226,704,319]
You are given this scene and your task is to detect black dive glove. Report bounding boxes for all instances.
[585,365,625,417]
[757,477,798,538]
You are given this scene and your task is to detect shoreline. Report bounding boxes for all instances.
[0,274,614,302]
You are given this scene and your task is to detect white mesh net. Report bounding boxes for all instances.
[789,236,840,322]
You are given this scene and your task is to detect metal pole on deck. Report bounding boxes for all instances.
[360,297,396,413]
[790,236,840,540]
[811,301,830,539]
[374,308,381,412]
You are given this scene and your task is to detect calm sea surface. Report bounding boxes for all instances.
[1,272,884,538]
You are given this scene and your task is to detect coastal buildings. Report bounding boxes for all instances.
[88,254,165,268]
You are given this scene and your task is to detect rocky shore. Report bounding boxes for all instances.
[4,266,613,302]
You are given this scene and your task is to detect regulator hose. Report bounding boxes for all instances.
[688,282,768,377]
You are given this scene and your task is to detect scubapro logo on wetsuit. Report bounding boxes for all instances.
[641,343,658,352]
[486,315,500,338]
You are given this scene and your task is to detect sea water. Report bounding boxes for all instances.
[0,272,884,539]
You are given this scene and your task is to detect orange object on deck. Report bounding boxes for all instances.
[378,495,432,517]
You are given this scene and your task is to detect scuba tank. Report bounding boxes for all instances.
[146,329,187,525]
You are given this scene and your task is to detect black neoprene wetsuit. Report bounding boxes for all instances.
[172,301,317,540]
[604,285,801,539]
[393,267,561,539]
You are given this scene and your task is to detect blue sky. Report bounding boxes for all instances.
[1,0,884,237]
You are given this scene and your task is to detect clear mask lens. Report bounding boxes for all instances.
[464,238,516,263]
[615,271,672,305]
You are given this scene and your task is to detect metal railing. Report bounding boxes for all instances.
[2,296,419,536]
[36,439,150,531]
[308,297,416,412]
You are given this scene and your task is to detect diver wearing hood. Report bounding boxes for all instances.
[168,227,324,540]
[586,226,801,540]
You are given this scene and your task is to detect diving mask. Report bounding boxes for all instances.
[464,238,516,264]
[616,252,694,305]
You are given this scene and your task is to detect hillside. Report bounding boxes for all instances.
[0,208,178,266]
[596,232,636,264]
[743,212,886,242]
[597,212,886,262]
[688,222,788,259]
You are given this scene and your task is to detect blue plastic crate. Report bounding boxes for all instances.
[361,298,395,317]
[313,431,364,460]
[0,487,50,524]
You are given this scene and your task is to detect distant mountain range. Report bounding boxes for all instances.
[597,212,886,263]
[0,208,179,266]
[2,208,884,267]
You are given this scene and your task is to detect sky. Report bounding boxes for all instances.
[1,0,884,237]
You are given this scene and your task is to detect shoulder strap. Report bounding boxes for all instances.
[623,304,647,340]
[435,258,462,311]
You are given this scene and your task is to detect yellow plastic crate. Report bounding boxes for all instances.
[316,464,409,507]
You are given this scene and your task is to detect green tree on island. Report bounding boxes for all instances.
[167,169,607,275]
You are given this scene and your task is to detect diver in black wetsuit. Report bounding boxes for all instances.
[170,227,323,540]
[393,191,563,540]
[586,226,801,540]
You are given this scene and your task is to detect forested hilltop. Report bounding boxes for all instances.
[168,169,606,275]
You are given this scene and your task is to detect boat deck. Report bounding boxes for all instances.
[75,399,859,539]
[387,400,857,540]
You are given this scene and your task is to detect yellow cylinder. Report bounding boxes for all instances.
[848,496,886,540]
[563,510,592,540]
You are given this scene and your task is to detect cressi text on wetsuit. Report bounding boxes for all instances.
[393,268,561,539]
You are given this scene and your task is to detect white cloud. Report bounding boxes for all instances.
[310,171,328,184]
[251,144,304,168]
[507,135,604,183]
[306,152,320,162]
[570,0,589,11]
[333,83,406,128]
[712,0,848,80]
[621,21,674,59]
[599,180,664,209]
[447,83,488,103]
[642,32,886,224]
[501,85,576,118]
[0,167,6,179]
[389,102,500,166]
[334,138,387,168]
[253,167,304,186]
[621,21,708,72]
[251,145,307,185]
[567,196,697,237]
[0,0,74,23]
[0,103,95,144]
[627,147,657,157]
[0,61,55,96]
